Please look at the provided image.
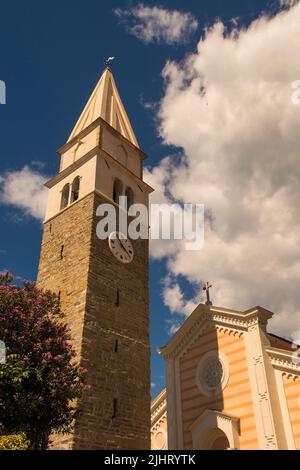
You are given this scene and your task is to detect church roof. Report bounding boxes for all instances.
[268,333,294,351]
[67,67,139,148]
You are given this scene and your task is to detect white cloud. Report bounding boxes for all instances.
[0,166,48,221]
[162,275,200,318]
[166,320,182,336]
[114,4,198,45]
[280,0,299,7]
[145,2,300,339]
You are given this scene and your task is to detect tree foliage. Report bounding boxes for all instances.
[0,433,29,450]
[0,272,87,449]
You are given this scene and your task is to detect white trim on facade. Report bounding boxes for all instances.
[274,369,295,449]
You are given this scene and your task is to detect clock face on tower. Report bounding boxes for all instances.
[108,231,134,264]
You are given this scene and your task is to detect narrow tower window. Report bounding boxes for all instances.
[116,289,120,307]
[60,245,64,260]
[71,176,80,203]
[113,178,123,205]
[60,184,70,210]
[114,339,118,353]
[112,399,118,419]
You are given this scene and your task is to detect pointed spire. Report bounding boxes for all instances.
[68,67,139,148]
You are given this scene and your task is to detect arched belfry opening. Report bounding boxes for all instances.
[113,178,123,205]
[125,186,134,209]
[60,184,70,210]
[71,176,80,203]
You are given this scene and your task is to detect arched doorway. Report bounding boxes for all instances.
[210,430,230,450]
[200,428,231,450]
[190,409,240,450]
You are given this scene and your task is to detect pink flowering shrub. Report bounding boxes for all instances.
[0,273,88,450]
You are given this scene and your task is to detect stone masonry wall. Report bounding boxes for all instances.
[37,191,150,449]
[37,193,94,449]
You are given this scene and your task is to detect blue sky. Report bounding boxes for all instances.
[1,0,299,397]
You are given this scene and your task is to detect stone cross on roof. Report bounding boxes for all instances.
[203,281,213,306]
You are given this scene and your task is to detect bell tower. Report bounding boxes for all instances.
[37,67,153,449]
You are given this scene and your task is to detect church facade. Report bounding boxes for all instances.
[37,67,153,449]
[151,304,300,450]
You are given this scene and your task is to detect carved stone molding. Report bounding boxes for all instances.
[151,395,167,422]
[189,409,240,450]
[151,412,167,433]
[266,348,300,376]
[159,305,271,360]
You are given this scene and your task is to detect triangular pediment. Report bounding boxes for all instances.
[158,304,274,359]
[68,68,139,148]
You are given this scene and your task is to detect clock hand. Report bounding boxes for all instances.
[117,234,130,256]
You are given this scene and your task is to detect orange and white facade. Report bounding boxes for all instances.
[151,388,168,450]
[156,304,300,450]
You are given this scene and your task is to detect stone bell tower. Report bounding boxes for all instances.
[37,67,153,449]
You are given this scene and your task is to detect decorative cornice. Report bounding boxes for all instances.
[45,147,98,188]
[151,388,167,425]
[151,387,166,411]
[100,148,154,194]
[266,346,300,376]
[151,399,167,421]
[59,118,101,154]
[158,304,273,360]
[189,409,240,432]
[45,143,153,194]
[58,117,147,159]
[151,411,167,433]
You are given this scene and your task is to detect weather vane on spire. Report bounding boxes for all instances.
[203,281,213,306]
[104,56,115,69]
